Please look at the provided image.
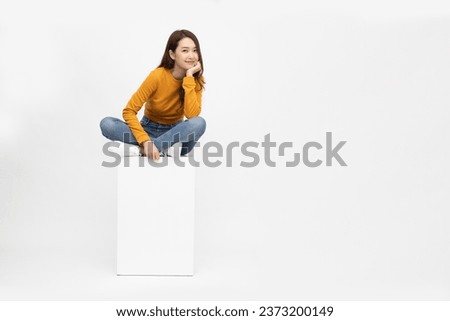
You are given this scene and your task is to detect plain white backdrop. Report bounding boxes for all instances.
[1,0,450,300]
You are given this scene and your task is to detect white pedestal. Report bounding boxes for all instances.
[117,157,195,276]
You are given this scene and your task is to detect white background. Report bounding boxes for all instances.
[1,0,449,300]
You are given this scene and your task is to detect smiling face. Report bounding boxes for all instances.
[169,37,199,72]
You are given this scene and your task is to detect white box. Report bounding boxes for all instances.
[117,156,195,276]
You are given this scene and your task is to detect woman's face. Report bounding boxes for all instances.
[169,37,199,71]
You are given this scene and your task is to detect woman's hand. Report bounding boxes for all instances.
[186,61,202,77]
[141,140,160,160]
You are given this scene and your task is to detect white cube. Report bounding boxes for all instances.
[117,156,195,276]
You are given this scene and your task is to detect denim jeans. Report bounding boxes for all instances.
[100,116,206,156]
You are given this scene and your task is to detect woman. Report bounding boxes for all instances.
[100,29,206,160]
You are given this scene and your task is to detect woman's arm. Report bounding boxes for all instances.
[122,71,157,144]
[182,76,203,118]
[182,63,203,118]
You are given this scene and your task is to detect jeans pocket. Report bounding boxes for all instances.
[140,116,150,126]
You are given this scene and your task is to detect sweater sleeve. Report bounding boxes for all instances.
[122,71,157,144]
[182,76,203,118]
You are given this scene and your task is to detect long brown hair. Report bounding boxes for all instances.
[158,29,205,105]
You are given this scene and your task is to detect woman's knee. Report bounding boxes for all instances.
[188,116,206,136]
[100,117,116,137]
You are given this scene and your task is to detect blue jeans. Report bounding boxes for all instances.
[100,116,206,156]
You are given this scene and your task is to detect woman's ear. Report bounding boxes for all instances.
[169,50,175,60]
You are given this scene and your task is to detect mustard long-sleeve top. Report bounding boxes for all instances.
[122,67,203,144]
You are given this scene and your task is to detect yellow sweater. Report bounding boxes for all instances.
[122,67,203,144]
